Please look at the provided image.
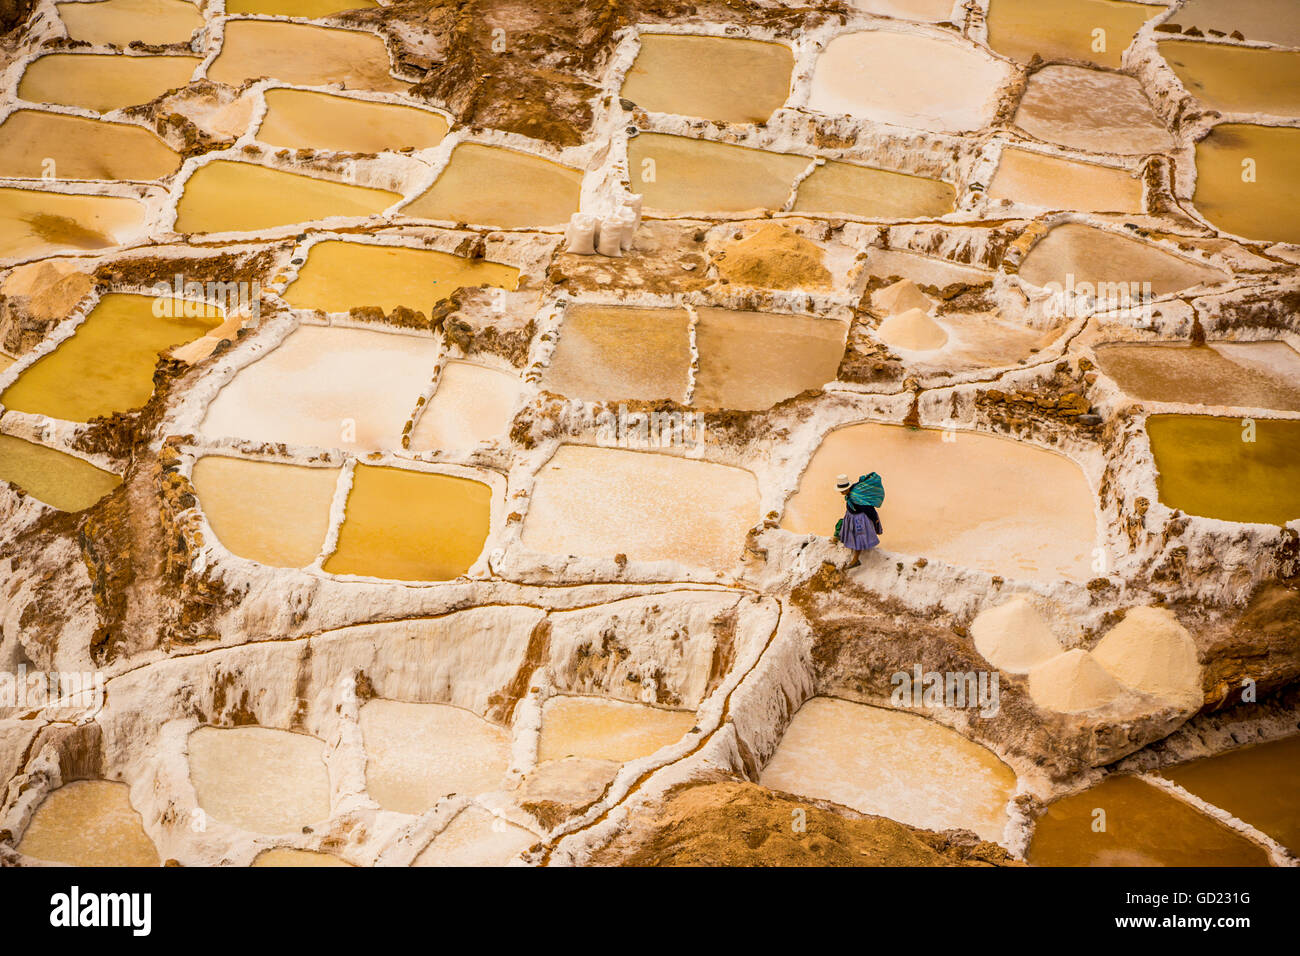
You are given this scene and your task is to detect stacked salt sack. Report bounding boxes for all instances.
[564,194,643,257]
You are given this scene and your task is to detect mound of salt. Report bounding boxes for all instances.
[877,307,948,351]
[1092,606,1201,707]
[872,278,932,315]
[715,223,831,291]
[970,596,1063,674]
[1028,648,1123,713]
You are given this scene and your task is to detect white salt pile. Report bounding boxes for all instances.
[877,307,948,351]
[872,277,932,315]
[1028,648,1123,713]
[970,596,1063,674]
[1092,606,1201,707]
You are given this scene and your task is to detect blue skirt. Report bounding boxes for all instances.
[840,510,878,551]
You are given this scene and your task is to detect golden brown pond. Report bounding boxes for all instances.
[208,20,406,92]
[628,132,808,215]
[986,0,1159,68]
[18,780,159,866]
[18,53,201,112]
[1095,342,1300,411]
[256,89,449,154]
[1192,124,1300,245]
[620,34,792,124]
[0,110,180,181]
[1159,40,1300,117]
[544,304,691,404]
[0,187,145,259]
[57,0,202,46]
[0,434,121,512]
[402,143,583,229]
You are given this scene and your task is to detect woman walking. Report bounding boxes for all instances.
[834,472,884,568]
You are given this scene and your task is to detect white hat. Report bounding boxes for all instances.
[835,474,851,491]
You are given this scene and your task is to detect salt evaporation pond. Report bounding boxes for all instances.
[401,143,583,229]
[1028,775,1271,866]
[986,0,1158,68]
[1192,124,1300,244]
[522,445,761,570]
[282,239,518,314]
[759,697,1017,842]
[199,325,439,450]
[537,696,696,763]
[1,292,220,422]
[252,848,351,866]
[359,700,511,814]
[691,308,847,411]
[1172,0,1300,48]
[0,434,121,511]
[226,0,378,14]
[0,110,180,181]
[17,54,201,112]
[408,361,523,452]
[620,34,792,124]
[849,0,954,19]
[1146,414,1300,526]
[1159,40,1300,117]
[627,133,808,215]
[56,0,202,46]
[1095,342,1300,411]
[188,726,332,834]
[1018,222,1228,297]
[1159,735,1300,853]
[544,304,692,403]
[323,465,491,581]
[0,187,145,260]
[791,160,955,219]
[783,423,1097,581]
[806,30,1012,133]
[173,160,401,234]
[413,806,536,867]
[256,89,449,154]
[207,21,407,92]
[17,780,159,866]
[1012,65,1174,155]
[988,148,1142,213]
[191,456,339,567]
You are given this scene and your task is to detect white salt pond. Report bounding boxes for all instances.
[0,186,145,260]
[1011,65,1174,156]
[806,30,1012,133]
[207,21,407,93]
[56,0,202,47]
[17,53,201,112]
[402,143,583,229]
[760,697,1017,842]
[255,89,450,154]
[191,456,339,568]
[359,700,511,815]
[17,780,159,866]
[187,726,332,834]
[1018,223,1228,297]
[537,696,697,764]
[521,445,761,571]
[226,0,378,15]
[408,361,523,451]
[782,423,1097,582]
[413,806,536,867]
[199,325,439,451]
[988,147,1142,213]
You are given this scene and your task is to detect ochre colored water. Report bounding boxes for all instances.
[850,0,954,19]
[199,325,439,451]
[627,132,808,215]
[188,726,332,834]
[1018,222,1228,296]
[191,456,339,567]
[1028,775,1271,866]
[256,89,449,154]
[620,34,793,124]
[282,239,518,314]
[207,21,406,92]
[521,445,761,570]
[0,187,145,259]
[1192,124,1300,245]
[692,308,847,411]
[986,0,1159,68]
[807,30,1011,134]
[1159,735,1300,853]
[409,361,523,452]
[988,147,1142,213]
[0,110,179,181]
[543,304,691,403]
[17,53,201,112]
[1159,40,1300,117]
[173,160,401,234]
[251,848,352,866]
[782,423,1097,582]
[17,780,159,866]
[359,700,511,814]
[1146,414,1300,525]
[1095,342,1300,411]
[759,697,1018,842]
[1012,64,1173,155]
[324,465,491,581]
[538,696,696,763]
[401,143,583,229]
[792,160,955,219]
[226,0,378,15]
[57,0,201,46]
[2,293,219,422]
[413,806,536,866]
[0,435,121,512]
[1172,0,1300,47]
